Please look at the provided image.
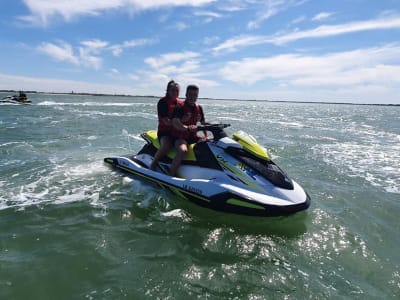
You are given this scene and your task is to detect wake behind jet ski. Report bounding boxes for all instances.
[104,124,310,217]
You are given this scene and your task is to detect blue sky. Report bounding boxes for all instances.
[1,0,400,104]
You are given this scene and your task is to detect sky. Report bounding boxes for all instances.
[1,0,400,104]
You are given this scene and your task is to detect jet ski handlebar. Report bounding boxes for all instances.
[196,123,230,141]
[196,123,230,131]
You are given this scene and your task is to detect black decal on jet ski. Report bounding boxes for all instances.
[183,184,203,195]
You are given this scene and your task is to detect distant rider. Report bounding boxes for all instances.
[18,91,27,102]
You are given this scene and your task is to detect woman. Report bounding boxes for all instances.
[150,80,182,171]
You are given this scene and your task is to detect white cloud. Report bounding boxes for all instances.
[271,16,400,45]
[37,40,104,69]
[219,45,400,90]
[212,35,265,53]
[142,51,202,84]
[21,0,216,25]
[193,10,223,18]
[80,39,109,52]
[0,73,135,94]
[130,51,219,91]
[217,0,247,13]
[171,21,189,31]
[247,0,308,30]
[37,42,79,65]
[128,73,140,81]
[193,10,223,24]
[289,15,306,26]
[109,38,158,56]
[78,39,108,69]
[144,51,200,69]
[214,15,400,52]
[312,12,335,22]
[247,1,284,30]
[37,38,157,68]
[78,50,103,70]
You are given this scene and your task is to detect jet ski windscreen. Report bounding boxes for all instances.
[228,148,294,190]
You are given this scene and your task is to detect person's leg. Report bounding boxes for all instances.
[169,138,188,177]
[150,135,172,170]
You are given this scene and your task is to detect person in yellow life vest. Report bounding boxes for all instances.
[170,84,206,177]
[150,80,182,171]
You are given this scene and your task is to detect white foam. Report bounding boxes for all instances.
[0,157,113,211]
[122,177,134,185]
[0,141,32,148]
[37,101,153,107]
[64,161,108,177]
[161,209,190,221]
[275,120,306,128]
[64,108,155,119]
[55,189,87,204]
[313,140,400,194]
[300,135,337,141]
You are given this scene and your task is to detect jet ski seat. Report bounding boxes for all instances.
[142,130,197,161]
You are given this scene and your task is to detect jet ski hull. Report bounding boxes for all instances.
[0,97,31,105]
[104,154,311,217]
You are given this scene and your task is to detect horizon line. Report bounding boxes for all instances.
[1,89,399,107]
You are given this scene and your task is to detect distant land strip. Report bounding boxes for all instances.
[1,89,398,107]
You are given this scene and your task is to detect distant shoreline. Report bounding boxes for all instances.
[1,89,398,107]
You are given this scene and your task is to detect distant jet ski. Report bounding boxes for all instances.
[1,95,31,104]
[104,124,310,217]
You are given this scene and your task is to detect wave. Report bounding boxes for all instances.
[313,141,400,194]
[66,109,155,119]
[37,101,153,107]
[0,159,110,211]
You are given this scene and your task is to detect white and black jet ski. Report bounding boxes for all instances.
[0,95,32,105]
[104,124,310,216]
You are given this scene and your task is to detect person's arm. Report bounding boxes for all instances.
[172,108,189,131]
[172,105,196,132]
[172,117,189,131]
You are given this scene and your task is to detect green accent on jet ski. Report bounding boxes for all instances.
[176,187,211,203]
[226,198,265,210]
[217,159,263,191]
[104,158,114,164]
[232,131,270,161]
[169,186,187,199]
[144,130,196,161]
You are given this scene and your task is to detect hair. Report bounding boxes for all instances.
[166,80,179,96]
[186,84,199,94]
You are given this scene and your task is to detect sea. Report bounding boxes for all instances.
[0,93,399,299]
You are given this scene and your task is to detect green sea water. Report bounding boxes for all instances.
[1,93,399,299]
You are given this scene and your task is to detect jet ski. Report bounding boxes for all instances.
[104,124,310,217]
[0,95,32,104]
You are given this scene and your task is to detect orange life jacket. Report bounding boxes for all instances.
[157,97,182,132]
[172,102,202,140]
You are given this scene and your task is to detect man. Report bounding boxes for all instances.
[169,84,206,177]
